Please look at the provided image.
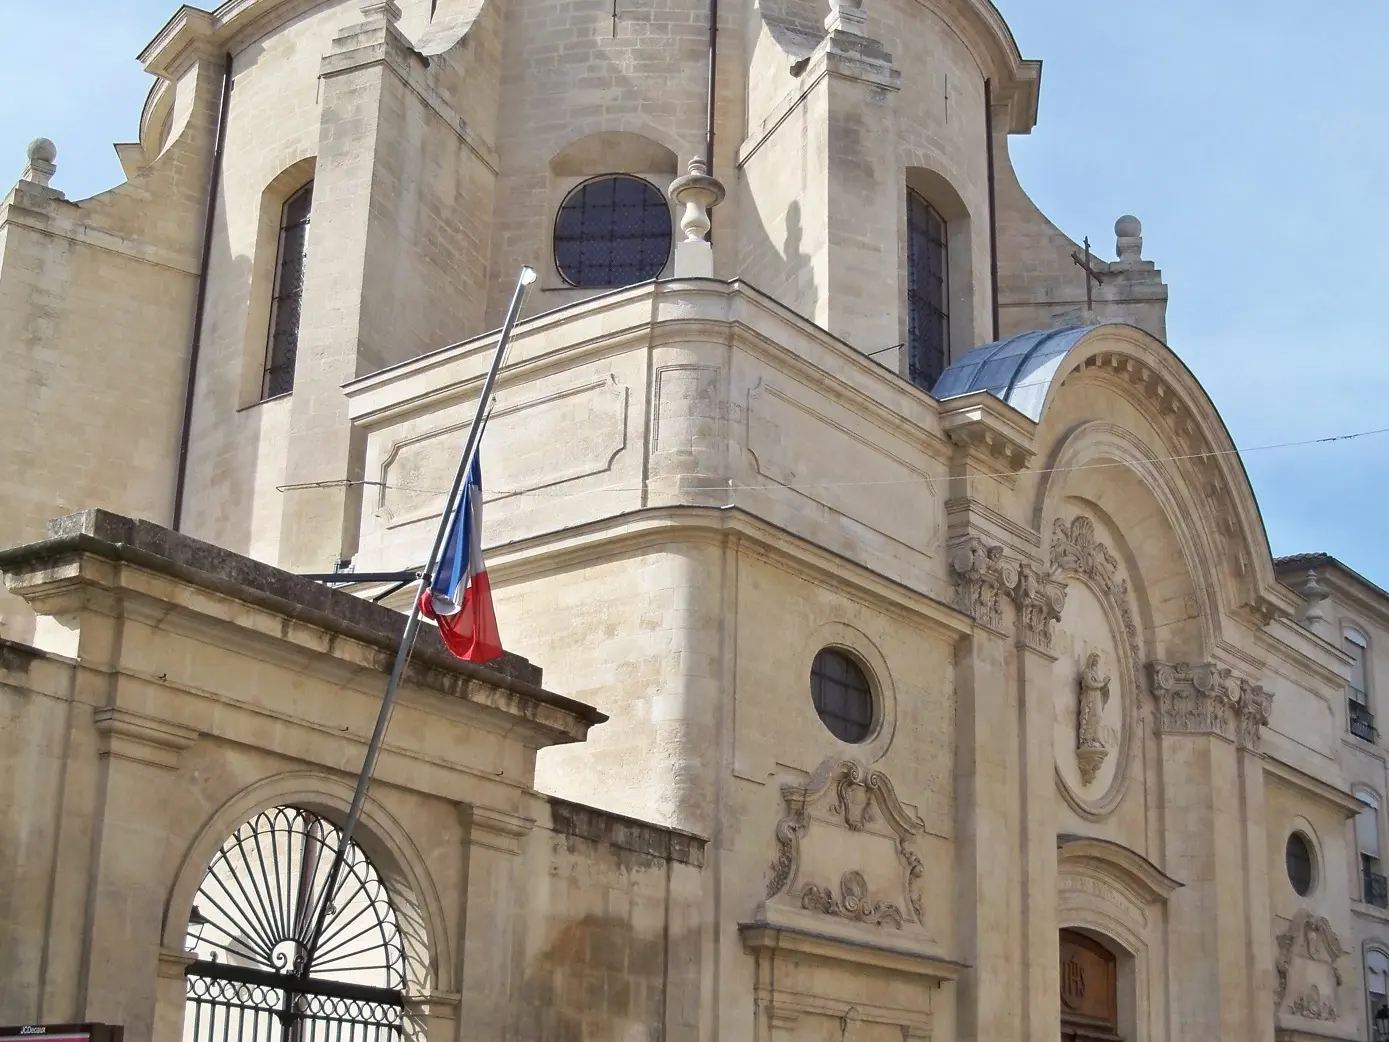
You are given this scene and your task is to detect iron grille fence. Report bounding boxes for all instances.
[185,962,402,1042]
[1351,699,1377,743]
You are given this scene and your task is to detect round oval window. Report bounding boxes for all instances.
[1286,832,1315,896]
[810,648,875,744]
[553,175,672,288]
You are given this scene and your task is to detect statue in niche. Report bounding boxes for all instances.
[1076,652,1112,785]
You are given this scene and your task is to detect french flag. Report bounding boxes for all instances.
[418,460,502,662]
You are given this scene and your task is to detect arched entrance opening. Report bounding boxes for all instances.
[182,805,407,1042]
[1060,928,1122,1042]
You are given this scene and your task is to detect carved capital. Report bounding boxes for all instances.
[1148,661,1238,738]
[1234,678,1275,752]
[948,536,1018,633]
[1012,562,1067,652]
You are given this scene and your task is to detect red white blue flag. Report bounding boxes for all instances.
[418,459,502,662]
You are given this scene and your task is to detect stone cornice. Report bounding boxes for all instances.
[1056,834,1183,903]
[93,706,198,770]
[482,505,972,640]
[939,391,1037,474]
[739,921,965,982]
[346,280,949,452]
[0,512,605,749]
[1263,758,1365,819]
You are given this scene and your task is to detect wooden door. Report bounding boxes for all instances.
[1059,929,1122,1042]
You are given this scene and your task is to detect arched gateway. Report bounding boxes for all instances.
[182,806,406,1042]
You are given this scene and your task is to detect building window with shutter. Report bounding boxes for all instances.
[1346,628,1375,742]
[906,188,949,392]
[262,181,313,399]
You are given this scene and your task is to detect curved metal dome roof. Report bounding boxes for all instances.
[930,324,1110,421]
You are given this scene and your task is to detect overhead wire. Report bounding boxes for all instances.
[274,422,1389,501]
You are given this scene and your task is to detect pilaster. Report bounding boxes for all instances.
[278,1,498,571]
[82,709,198,1041]
[457,803,536,1042]
[1150,661,1274,1042]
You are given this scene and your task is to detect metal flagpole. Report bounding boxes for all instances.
[296,265,537,979]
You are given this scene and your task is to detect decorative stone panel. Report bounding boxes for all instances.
[764,760,927,932]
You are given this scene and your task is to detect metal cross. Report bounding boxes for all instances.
[1070,237,1106,311]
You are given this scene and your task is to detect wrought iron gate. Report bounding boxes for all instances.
[182,806,407,1042]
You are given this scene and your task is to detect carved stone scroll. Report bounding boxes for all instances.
[765,760,928,929]
[801,871,905,928]
[1275,909,1346,1021]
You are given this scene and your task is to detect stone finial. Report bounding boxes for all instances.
[669,156,725,242]
[22,137,57,187]
[1298,569,1330,627]
[1115,214,1143,262]
[824,0,868,35]
[667,156,726,278]
[359,0,402,22]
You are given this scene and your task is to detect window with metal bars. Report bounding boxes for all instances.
[262,181,313,399]
[906,188,949,392]
[810,648,875,744]
[553,174,672,288]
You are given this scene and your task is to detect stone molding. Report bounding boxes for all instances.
[765,760,926,929]
[93,706,198,770]
[1148,661,1274,750]
[1275,909,1347,1020]
[948,536,1066,652]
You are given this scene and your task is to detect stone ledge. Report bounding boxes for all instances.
[548,797,707,867]
[0,511,608,739]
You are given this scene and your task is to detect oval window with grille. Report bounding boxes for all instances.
[553,174,672,287]
[810,648,876,744]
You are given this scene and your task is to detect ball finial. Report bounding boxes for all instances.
[27,138,57,165]
[1115,214,1141,239]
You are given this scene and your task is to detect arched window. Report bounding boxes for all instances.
[906,188,949,392]
[1358,790,1387,907]
[183,806,405,1040]
[553,174,672,288]
[1367,949,1389,1039]
[262,181,313,399]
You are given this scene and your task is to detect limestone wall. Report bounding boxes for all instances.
[0,59,218,642]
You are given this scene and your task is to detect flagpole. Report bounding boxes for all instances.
[297,265,537,979]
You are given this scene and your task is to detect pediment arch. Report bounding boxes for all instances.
[936,322,1297,632]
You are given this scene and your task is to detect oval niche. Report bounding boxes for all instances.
[1051,577,1133,820]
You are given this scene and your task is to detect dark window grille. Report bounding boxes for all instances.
[1351,699,1378,743]
[906,188,949,392]
[263,182,313,399]
[554,174,672,288]
[1286,832,1314,896]
[810,648,875,744]
[1365,860,1389,908]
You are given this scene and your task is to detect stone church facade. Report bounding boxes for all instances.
[1,1,1385,1041]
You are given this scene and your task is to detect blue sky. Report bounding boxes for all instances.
[2,1,1385,586]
